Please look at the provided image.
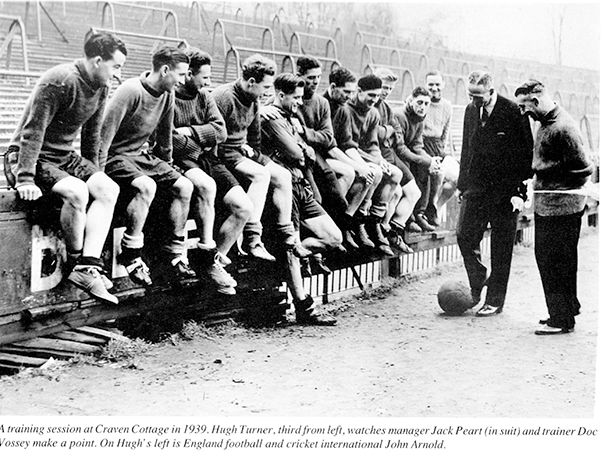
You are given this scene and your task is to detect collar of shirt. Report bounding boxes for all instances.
[482,90,498,117]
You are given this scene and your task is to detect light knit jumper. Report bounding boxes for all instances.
[10,59,108,187]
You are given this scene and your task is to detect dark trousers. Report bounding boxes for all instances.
[534,211,583,329]
[411,162,430,217]
[456,192,518,307]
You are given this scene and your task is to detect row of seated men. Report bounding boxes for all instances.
[3,32,458,326]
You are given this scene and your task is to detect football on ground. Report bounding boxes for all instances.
[437,280,473,315]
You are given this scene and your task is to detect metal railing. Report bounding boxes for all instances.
[288,31,338,61]
[100,1,179,38]
[212,18,275,60]
[0,14,31,83]
[23,1,68,42]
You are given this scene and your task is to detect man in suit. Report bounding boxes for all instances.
[457,70,533,317]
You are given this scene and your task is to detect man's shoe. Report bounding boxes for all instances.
[241,240,276,262]
[388,230,413,253]
[535,324,574,335]
[368,219,390,247]
[416,213,436,232]
[377,242,394,256]
[343,229,359,250]
[297,309,337,326]
[427,214,440,227]
[117,254,152,286]
[311,254,332,275]
[407,221,423,233]
[354,222,375,249]
[171,256,197,279]
[475,304,503,317]
[201,254,237,293]
[292,243,312,259]
[68,266,118,304]
[294,295,337,326]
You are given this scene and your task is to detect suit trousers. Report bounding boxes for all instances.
[456,192,518,308]
[534,211,583,329]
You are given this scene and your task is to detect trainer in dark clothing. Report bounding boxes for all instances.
[531,103,593,331]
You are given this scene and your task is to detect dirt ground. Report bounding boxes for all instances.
[0,229,598,418]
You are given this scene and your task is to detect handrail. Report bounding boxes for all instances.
[212,18,275,59]
[100,1,179,37]
[0,15,31,84]
[189,1,210,36]
[23,1,68,42]
[288,31,338,61]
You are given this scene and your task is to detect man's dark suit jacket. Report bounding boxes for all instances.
[458,94,533,199]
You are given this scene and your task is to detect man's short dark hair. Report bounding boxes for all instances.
[358,74,382,91]
[514,79,546,97]
[241,54,276,82]
[84,32,127,60]
[329,67,356,87]
[411,86,430,98]
[274,73,305,95]
[297,56,322,76]
[186,48,212,75]
[425,70,443,80]
[152,45,189,71]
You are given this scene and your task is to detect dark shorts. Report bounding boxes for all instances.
[35,150,100,194]
[105,152,181,189]
[218,146,272,169]
[382,149,413,186]
[176,153,240,203]
[292,179,326,230]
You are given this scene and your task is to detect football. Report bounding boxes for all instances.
[437,280,473,315]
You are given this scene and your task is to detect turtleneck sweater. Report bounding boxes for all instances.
[212,79,261,152]
[532,103,594,216]
[332,96,382,163]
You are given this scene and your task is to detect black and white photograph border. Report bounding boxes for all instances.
[0,1,599,459]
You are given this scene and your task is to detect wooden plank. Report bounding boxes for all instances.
[10,337,101,354]
[0,346,82,360]
[0,352,48,367]
[50,330,108,345]
[74,326,129,342]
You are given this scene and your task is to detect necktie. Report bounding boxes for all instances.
[481,108,489,126]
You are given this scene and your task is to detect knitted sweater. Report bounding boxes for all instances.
[173,85,227,162]
[322,89,342,120]
[260,105,306,180]
[333,97,382,163]
[297,92,337,150]
[212,80,261,153]
[100,73,174,168]
[10,59,108,187]
[392,103,431,167]
[423,97,452,157]
[533,104,594,216]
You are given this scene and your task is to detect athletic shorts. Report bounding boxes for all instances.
[218,146,272,169]
[382,148,413,186]
[176,153,240,203]
[105,151,181,189]
[292,179,326,230]
[35,149,100,194]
